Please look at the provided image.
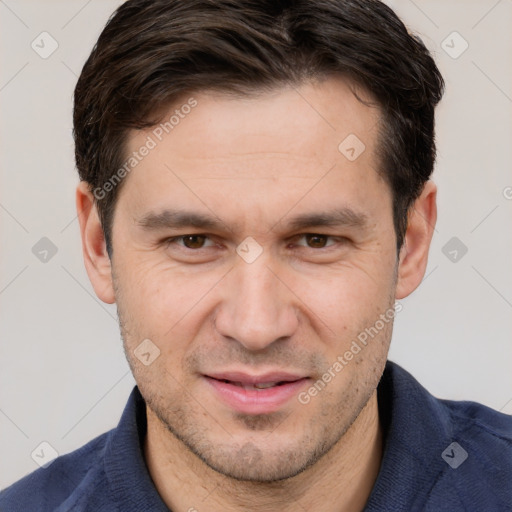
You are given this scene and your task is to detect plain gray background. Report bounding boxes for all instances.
[1,0,511,489]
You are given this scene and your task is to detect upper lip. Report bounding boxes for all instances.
[204,371,308,385]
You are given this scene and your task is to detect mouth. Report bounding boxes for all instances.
[213,378,301,390]
[202,371,310,414]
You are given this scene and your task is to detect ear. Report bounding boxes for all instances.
[76,181,115,304]
[396,180,437,299]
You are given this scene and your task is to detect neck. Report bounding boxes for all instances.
[144,391,382,512]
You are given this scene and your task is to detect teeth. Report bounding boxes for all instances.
[219,379,291,389]
[253,382,279,389]
[228,381,280,389]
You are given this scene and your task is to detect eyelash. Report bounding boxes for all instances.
[165,233,346,251]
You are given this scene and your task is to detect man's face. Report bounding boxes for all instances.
[111,76,398,481]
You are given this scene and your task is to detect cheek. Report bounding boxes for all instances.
[292,261,394,335]
[116,259,226,348]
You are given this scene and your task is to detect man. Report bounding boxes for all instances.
[1,0,510,510]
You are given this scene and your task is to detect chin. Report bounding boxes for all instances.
[183,429,334,483]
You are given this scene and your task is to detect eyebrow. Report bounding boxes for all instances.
[285,208,368,231]
[135,207,368,233]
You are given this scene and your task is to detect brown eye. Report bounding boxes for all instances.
[305,234,329,248]
[182,235,207,249]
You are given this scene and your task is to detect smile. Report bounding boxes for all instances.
[203,373,310,415]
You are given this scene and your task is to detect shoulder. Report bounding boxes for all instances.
[0,430,115,512]
[426,398,512,510]
[378,362,512,510]
[426,393,512,510]
[437,396,512,470]
[440,395,512,441]
[385,361,512,446]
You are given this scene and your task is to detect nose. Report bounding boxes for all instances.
[214,256,299,351]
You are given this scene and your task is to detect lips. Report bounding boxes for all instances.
[203,371,310,414]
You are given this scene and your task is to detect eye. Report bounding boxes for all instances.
[295,234,339,249]
[167,234,215,249]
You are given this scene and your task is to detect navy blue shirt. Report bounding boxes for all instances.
[1,361,511,511]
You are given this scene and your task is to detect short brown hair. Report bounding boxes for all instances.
[73,0,444,256]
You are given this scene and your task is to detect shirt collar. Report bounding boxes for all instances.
[364,361,453,511]
[104,386,170,511]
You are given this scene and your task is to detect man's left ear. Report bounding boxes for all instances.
[396,180,437,299]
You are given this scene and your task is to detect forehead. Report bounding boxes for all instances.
[140,77,378,159]
[119,76,387,221]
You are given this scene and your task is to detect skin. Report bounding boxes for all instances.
[77,75,436,512]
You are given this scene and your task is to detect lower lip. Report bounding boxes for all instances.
[203,376,310,414]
